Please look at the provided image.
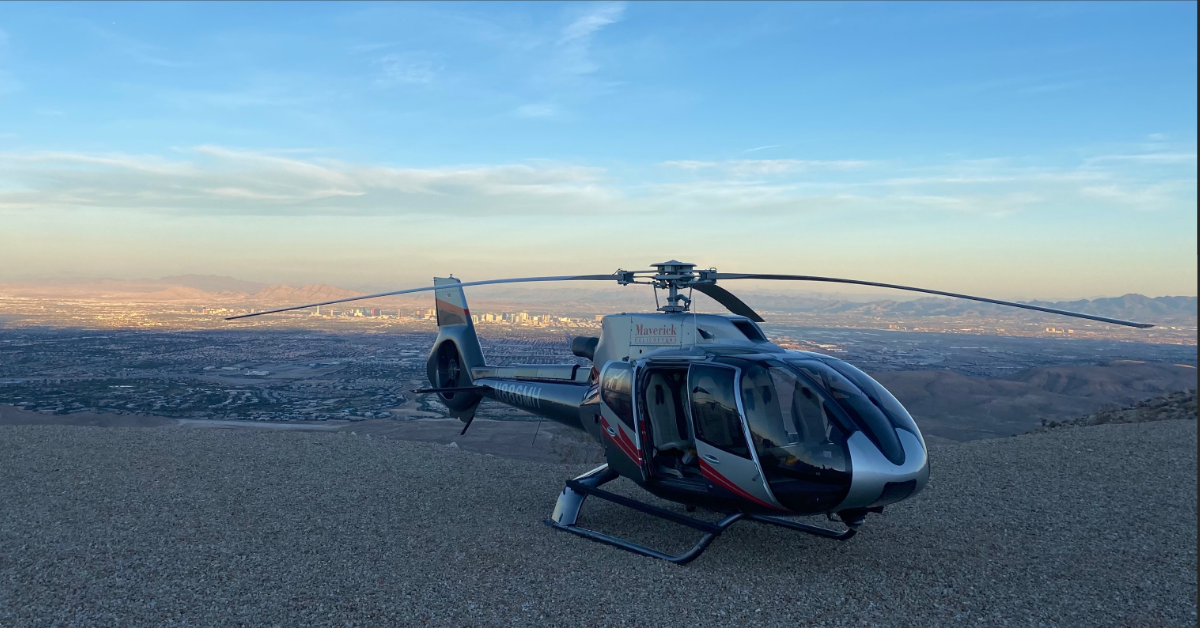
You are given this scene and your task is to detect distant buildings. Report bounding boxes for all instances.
[293,305,595,328]
[465,311,596,328]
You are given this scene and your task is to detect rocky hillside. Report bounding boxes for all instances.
[1003,360,1198,401]
[1032,388,1197,434]
[874,361,1197,441]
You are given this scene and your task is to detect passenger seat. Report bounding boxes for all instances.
[646,374,689,455]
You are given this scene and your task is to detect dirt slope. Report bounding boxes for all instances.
[874,361,1197,440]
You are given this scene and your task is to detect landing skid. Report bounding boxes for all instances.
[544,464,864,564]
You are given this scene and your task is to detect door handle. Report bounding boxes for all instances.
[701,453,720,465]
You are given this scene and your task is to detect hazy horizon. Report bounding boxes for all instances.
[1,271,1196,304]
[1,2,1195,300]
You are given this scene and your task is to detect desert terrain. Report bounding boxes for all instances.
[1,405,1194,626]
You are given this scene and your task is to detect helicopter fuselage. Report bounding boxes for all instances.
[439,311,930,519]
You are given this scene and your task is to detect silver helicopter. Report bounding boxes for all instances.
[229,261,1151,564]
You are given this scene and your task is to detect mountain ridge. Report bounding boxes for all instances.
[159,275,270,295]
[251,284,362,303]
[739,293,1197,324]
[873,361,1197,440]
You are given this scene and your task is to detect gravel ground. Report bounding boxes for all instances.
[1,420,1195,627]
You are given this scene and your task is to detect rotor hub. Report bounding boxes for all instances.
[649,260,706,314]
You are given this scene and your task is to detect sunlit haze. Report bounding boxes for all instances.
[0,2,1195,299]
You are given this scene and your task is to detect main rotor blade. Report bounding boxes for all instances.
[692,283,765,322]
[712,273,1154,329]
[224,274,619,320]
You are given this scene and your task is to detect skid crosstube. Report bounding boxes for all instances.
[544,464,863,564]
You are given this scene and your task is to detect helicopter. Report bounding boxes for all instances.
[228,260,1152,564]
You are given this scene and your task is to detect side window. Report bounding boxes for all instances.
[740,362,848,474]
[731,320,766,341]
[688,364,750,458]
[600,363,635,429]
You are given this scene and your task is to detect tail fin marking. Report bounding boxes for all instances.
[434,277,471,326]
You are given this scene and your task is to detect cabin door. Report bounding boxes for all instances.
[686,363,781,510]
[598,361,645,481]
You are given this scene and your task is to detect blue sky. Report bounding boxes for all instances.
[0,2,1195,298]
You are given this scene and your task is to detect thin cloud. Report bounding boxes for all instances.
[1084,153,1197,166]
[163,89,312,110]
[1,148,1192,220]
[0,71,19,95]
[0,27,19,94]
[496,3,627,119]
[742,145,782,154]
[0,147,613,217]
[553,2,626,77]
[516,103,558,118]
[90,25,187,68]
[349,42,398,54]
[5,150,196,175]
[1080,181,1197,211]
[374,53,441,86]
[559,2,626,47]
[1016,79,1089,94]
[878,171,1107,186]
[660,159,873,175]
[937,72,1093,98]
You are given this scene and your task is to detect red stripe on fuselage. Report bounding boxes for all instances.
[600,416,642,465]
[699,458,783,511]
[617,427,640,461]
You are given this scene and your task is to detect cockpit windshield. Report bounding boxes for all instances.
[819,357,922,439]
[738,362,851,513]
[785,358,906,465]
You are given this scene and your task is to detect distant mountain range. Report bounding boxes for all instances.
[0,275,358,305]
[1029,294,1197,320]
[735,292,1197,325]
[251,284,362,303]
[159,274,270,295]
[0,275,1194,324]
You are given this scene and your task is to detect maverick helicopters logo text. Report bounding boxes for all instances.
[631,319,681,345]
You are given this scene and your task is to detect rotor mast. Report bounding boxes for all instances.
[649,260,714,314]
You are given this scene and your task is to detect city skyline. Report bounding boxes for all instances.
[0,2,1195,299]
